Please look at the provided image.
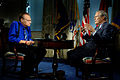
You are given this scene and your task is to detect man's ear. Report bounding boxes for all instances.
[20,18,24,22]
[103,16,106,20]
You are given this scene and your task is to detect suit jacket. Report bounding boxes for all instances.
[83,22,119,58]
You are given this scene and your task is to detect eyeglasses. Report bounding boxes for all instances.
[94,16,101,18]
[22,18,31,22]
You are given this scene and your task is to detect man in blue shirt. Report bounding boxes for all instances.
[9,13,33,44]
[8,13,46,76]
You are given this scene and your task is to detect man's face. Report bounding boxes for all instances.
[21,14,31,27]
[94,12,104,25]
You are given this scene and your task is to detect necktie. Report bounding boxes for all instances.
[95,25,100,31]
[24,28,27,40]
[93,25,100,35]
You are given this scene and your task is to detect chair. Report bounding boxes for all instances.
[2,46,25,76]
[76,54,112,80]
[2,44,41,78]
[75,45,114,80]
[0,27,25,75]
[75,28,120,80]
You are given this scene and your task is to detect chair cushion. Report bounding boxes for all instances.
[4,52,25,60]
[82,57,111,64]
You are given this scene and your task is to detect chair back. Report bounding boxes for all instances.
[114,30,120,52]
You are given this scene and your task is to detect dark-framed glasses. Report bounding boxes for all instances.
[22,18,31,22]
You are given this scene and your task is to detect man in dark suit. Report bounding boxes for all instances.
[67,10,118,65]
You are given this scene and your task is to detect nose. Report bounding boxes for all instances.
[29,21,31,24]
[94,17,96,20]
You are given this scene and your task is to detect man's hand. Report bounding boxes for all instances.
[81,27,86,33]
[26,41,35,45]
[84,23,95,32]
[19,40,35,46]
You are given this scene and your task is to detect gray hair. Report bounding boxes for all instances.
[96,10,108,21]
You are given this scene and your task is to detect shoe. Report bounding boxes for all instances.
[20,71,35,78]
[28,74,37,78]
[24,72,37,78]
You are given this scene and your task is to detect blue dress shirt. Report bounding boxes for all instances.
[8,21,32,43]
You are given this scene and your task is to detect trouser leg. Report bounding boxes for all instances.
[17,45,46,74]
[29,46,46,73]
[67,46,96,66]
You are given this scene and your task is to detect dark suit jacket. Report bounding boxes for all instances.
[83,22,119,58]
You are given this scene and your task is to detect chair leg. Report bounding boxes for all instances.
[82,65,91,80]
[14,56,18,71]
[34,63,38,74]
[82,71,90,80]
[2,57,6,75]
[76,67,79,77]
[21,60,24,73]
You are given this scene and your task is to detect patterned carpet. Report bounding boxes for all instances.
[0,58,81,80]
[1,57,120,80]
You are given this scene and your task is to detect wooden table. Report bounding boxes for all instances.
[34,39,74,79]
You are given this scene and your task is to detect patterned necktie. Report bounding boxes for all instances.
[93,25,100,35]
[24,28,27,40]
[95,25,99,31]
